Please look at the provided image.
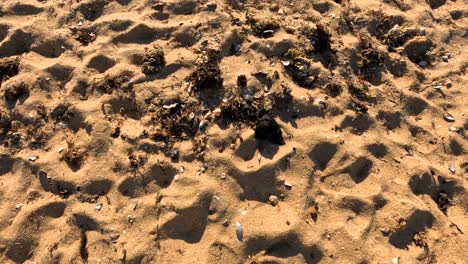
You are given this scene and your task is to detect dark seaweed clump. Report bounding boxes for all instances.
[141,46,166,74]
[255,114,284,145]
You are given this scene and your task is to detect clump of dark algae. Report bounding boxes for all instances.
[186,47,224,106]
[301,24,334,53]
[141,45,166,74]
[356,33,386,83]
[61,140,86,171]
[69,26,97,45]
[282,48,316,88]
[255,113,285,145]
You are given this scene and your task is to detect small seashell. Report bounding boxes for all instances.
[441,55,449,62]
[434,85,442,90]
[448,164,456,174]
[284,182,293,189]
[163,103,178,109]
[392,257,399,264]
[448,126,460,132]
[95,204,103,211]
[179,166,185,173]
[15,203,23,210]
[281,60,291,66]
[173,174,179,182]
[236,222,244,241]
[28,155,38,161]
[443,114,455,122]
[58,147,65,153]
[199,120,209,130]
[262,30,275,38]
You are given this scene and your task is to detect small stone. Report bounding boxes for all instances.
[449,126,460,132]
[110,233,120,242]
[110,127,121,138]
[15,203,23,210]
[28,154,38,161]
[206,2,217,11]
[95,203,103,211]
[392,257,399,264]
[281,60,291,66]
[284,182,293,189]
[262,30,275,38]
[220,173,226,180]
[442,55,449,62]
[418,60,428,67]
[173,174,179,182]
[268,195,279,206]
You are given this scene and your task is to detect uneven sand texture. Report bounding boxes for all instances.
[0,0,467,263]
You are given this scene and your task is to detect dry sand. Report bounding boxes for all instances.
[0,0,467,263]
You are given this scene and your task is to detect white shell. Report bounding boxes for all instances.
[236,222,244,241]
[449,164,456,174]
[443,114,455,122]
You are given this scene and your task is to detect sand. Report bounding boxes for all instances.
[0,0,467,263]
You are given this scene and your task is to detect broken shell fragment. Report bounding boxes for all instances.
[163,103,178,109]
[236,222,244,241]
[448,164,456,174]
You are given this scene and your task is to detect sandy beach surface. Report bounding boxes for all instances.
[0,0,467,263]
